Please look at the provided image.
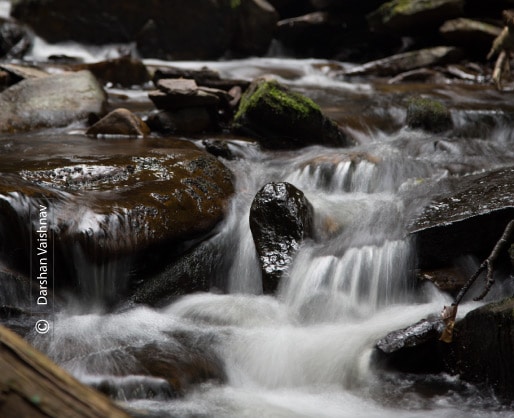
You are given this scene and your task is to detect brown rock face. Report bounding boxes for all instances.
[86,108,150,137]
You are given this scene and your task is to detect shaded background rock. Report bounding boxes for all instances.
[249,182,314,293]
[86,108,150,137]
[406,96,453,133]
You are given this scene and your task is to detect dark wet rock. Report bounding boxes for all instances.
[232,78,351,149]
[405,96,453,133]
[202,139,235,160]
[12,0,234,60]
[410,167,514,270]
[231,0,279,56]
[268,0,310,18]
[367,0,464,34]
[152,67,250,92]
[86,108,150,138]
[418,267,468,293]
[338,46,463,77]
[440,18,502,59]
[450,297,514,400]
[0,17,33,59]
[92,376,173,400]
[310,0,383,13]
[375,316,447,374]
[0,70,107,133]
[249,182,314,293]
[73,56,150,88]
[146,108,215,134]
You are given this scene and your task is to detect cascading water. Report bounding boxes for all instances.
[2,52,514,417]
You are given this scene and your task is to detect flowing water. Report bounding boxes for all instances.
[2,42,514,417]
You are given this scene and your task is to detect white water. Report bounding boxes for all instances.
[6,42,512,416]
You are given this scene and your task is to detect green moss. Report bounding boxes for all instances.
[230,0,241,9]
[406,96,453,133]
[235,80,321,123]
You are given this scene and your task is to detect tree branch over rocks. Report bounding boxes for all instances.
[440,219,514,343]
[487,10,514,90]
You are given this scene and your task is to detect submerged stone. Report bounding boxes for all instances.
[249,182,314,293]
[73,56,150,87]
[405,96,453,133]
[233,78,351,149]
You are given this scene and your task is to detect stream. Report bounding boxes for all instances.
[2,45,514,417]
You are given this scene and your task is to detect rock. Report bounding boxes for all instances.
[232,78,351,149]
[149,79,231,111]
[0,17,33,59]
[367,0,464,34]
[0,147,234,303]
[338,46,463,77]
[152,67,251,92]
[410,167,514,270]
[86,108,150,137]
[375,317,447,374]
[0,70,107,133]
[146,108,215,134]
[440,18,502,58]
[0,63,49,82]
[268,0,310,18]
[73,56,150,87]
[405,96,453,133]
[231,0,279,56]
[12,0,235,60]
[249,182,314,293]
[310,0,383,13]
[451,297,514,400]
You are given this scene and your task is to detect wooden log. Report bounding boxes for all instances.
[0,325,131,418]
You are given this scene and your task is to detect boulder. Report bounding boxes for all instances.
[86,108,150,137]
[440,18,502,58]
[231,0,279,56]
[0,146,234,302]
[232,78,351,149]
[405,96,453,133]
[0,70,107,133]
[367,0,464,34]
[410,167,514,270]
[249,182,314,293]
[451,297,514,400]
[338,46,462,77]
[0,17,33,59]
[417,267,468,293]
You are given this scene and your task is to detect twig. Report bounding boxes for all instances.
[440,219,514,342]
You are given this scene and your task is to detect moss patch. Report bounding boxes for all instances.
[235,80,321,123]
[406,96,453,132]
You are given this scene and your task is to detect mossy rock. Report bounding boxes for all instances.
[405,96,453,133]
[233,78,351,149]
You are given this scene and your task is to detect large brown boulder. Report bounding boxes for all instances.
[0,145,234,302]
